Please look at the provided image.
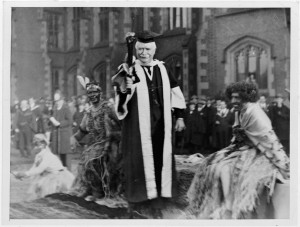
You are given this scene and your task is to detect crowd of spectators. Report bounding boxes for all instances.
[175,92,290,156]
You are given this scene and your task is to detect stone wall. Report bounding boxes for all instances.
[210,8,290,97]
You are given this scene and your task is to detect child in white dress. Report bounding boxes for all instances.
[15,134,75,200]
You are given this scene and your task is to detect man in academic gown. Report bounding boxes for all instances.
[113,31,186,218]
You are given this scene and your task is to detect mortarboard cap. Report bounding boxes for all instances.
[135,30,162,43]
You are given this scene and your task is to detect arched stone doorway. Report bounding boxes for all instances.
[164,54,183,90]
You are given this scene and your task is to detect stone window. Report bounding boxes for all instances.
[201,76,208,82]
[223,36,274,94]
[234,45,268,89]
[200,63,207,69]
[73,8,82,49]
[99,8,109,42]
[45,11,61,49]
[167,8,186,30]
[201,50,207,56]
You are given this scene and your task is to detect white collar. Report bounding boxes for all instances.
[135,59,163,67]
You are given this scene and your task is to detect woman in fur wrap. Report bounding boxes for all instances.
[187,81,290,219]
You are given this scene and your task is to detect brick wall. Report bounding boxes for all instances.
[210,8,289,97]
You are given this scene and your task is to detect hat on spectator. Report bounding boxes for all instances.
[198,99,206,105]
[188,99,197,105]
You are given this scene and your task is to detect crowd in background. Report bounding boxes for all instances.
[10,93,107,160]
[10,90,290,163]
[175,92,290,156]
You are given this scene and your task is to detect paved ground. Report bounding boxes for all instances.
[9,143,195,219]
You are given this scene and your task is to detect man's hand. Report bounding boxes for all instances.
[126,76,133,91]
[70,136,79,150]
[175,118,186,132]
[15,128,20,133]
[49,117,60,127]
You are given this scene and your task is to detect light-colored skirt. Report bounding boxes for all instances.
[27,169,75,201]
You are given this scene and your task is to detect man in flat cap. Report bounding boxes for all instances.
[113,30,186,218]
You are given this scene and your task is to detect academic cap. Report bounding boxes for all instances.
[135,30,162,43]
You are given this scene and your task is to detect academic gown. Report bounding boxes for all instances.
[114,60,186,203]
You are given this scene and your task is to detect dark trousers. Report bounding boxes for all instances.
[18,128,33,157]
[59,153,72,171]
[152,117,164,197]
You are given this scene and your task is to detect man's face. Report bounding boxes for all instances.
[54,93,61,102]
[78,104,85,111]
[231,92,242,110]
[207,100,212,107]
[259,96,266,103]
[20,100,28,111]
[87,89,101,104]
[197,104,204,111]
[220,101,226,110]
[189,103,195,111]
[136,42,156,64]
[277,97,283,105]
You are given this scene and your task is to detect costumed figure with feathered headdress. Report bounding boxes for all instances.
[187,81,290,219]
[70,76,123,203]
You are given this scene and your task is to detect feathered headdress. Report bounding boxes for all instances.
[77,75,102,92]
[77,75,90,89]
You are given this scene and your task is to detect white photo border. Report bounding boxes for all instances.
[1,1,299,226]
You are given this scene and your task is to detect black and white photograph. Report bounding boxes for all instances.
[1,1,299,226]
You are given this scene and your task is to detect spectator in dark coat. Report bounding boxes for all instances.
[212,100,234,151]
[72,101,89,152]
[72,102,86,134]
[203,97,217,153]
[190,99,208,154]
[184,100,197,154]
[14,100,37,157]
[41,98,53,142]
[269,94,290,156]
[49,90,73,171]
[29,98,45,134]
[258,95,269,114]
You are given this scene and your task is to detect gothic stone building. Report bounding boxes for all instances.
[11,7,290,103]
[198,8,290,98]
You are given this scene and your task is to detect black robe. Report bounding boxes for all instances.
[115,60,185,203]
